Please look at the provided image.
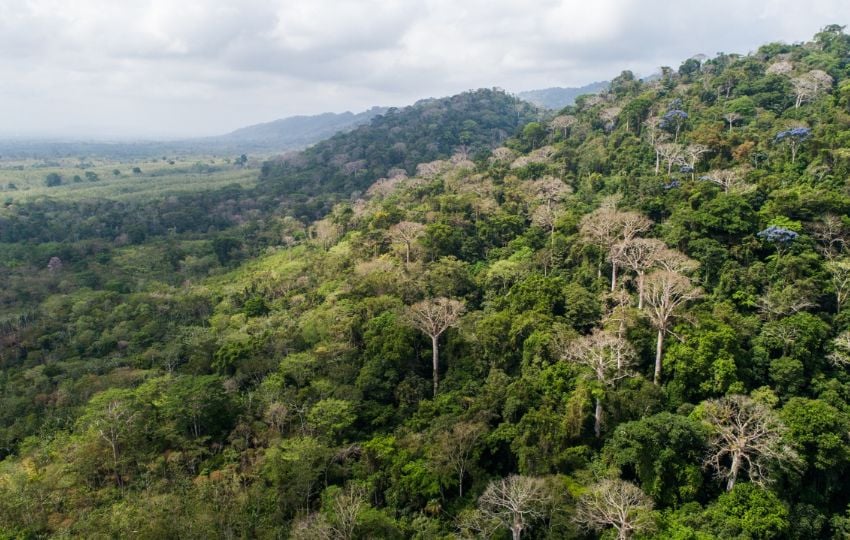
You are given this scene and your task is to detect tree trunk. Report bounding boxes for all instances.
[655,151,660,175]
[405,242,410,264]
[594,397,603,438]
[727,453,741,491]
[110,440,122,488]
[512,522,522,540]
[432,335,440,397]
[637,272,644,309]
[611,263,618,292]
[653,328,664,385]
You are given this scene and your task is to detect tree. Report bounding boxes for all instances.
[527,176,571,211]
[612,238,665,308]
[550,115,576,138]
[557,328,635,436]
[723,112,742,132]
[575,479,654,540]
[580,207,652,291]
[478,475,550,540]
[809,214,848,260]
[699,169,753,194]
[531,203,565,249]
[657,142,683,175]
[405,297,465,396]
[44,173,62,187]
[429,421,487,497]
[643,270,702,384]
[775,127,811,164]
[699,395,800,491]
[600,106,622,132]
[605,413,707,505]
[661,109,688,141]
[826,259,850,313]
[76,389,143,488]
[644,117,670,175]
[827,330,850,368]
[388,221,425,264]
[679,144,709,179]
[791,70,833,109]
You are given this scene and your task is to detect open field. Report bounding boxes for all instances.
[0,155,259,203]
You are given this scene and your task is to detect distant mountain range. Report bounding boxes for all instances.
[517,81,609,110]
[203,107,389,150]
[0,107,389,159]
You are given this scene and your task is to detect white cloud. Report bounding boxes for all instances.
[0,0,846,137]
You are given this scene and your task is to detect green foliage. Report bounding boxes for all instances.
[3,27,850,538]
[605,412,708,506]
[702,484,790,539]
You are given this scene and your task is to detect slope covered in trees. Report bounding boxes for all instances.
[3,26,850,539]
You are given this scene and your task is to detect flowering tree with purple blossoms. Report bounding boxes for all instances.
[775,127,811,164]
[661,109,688,142]
[758,225,799,257]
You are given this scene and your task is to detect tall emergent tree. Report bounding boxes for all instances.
[643,269,702,384]
[612,238,665,309]
[558,329,636,437]
[405,297,465,396]
[580,207,651,291]
[700,395,800,491]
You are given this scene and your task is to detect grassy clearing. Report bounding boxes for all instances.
[0,155,259,203]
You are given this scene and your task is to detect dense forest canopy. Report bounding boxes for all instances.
[2,26,850,539]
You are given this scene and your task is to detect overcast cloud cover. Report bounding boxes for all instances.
[0,0,846,138]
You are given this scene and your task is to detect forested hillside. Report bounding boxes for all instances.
[3,26,850,539]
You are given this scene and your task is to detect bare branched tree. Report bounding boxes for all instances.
[701,395,800,491]
[723,112,742,132]
[679,144,710,178]
[826,259,850,314]
[643,117,669,175]
[791,69,834,109]
[532,203,565,249]
[612,238,666,309]
[478,475,550,540]
[528,176,571,211]
[575,479,654,540]
[700,169,753,194]
[766,60,794,75]
[653,247,699,274]
[329,484,367,540]
[657,142,683,175]
[828,331,850,368]
[551,115,577,138]
[557,329,636,436]
[430,421,488,497]
[809,214,849,260]
[406,297,466,396]
[643,270,702,384]
[581,208,652,292]
[388,221,425,264]
[757,284,815,320]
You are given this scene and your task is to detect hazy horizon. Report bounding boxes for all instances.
[1,0,846,140]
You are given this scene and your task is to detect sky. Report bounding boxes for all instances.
[0,0,846,139]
